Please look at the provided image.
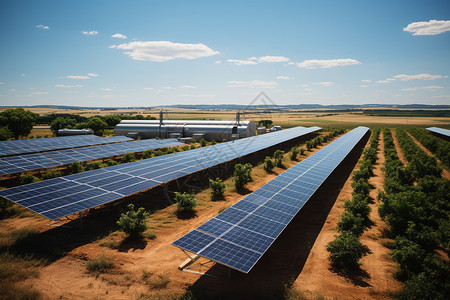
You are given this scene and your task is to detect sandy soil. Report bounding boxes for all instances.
[405,132,450,180]
[391,129,408,165]
[291,131,402,299]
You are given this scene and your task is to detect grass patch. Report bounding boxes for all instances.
[143,230,157,240]
[142,271,170,289]
[86,255,114,273]
[98,239,119,249]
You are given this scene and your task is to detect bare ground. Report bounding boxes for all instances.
[391,129,408,165]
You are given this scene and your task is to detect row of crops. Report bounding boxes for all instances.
[407,128,450,169]
[378,129,449,299]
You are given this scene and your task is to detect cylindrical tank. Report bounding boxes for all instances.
[57,128,94,136]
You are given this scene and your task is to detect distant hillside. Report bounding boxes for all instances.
[1,104,450,110]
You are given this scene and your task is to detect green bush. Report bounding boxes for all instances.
[337,211,365,236]
[209,178,225,200]
[233,163,253,190]
[290,147,299,161]
[351,178,370,198]
[142,150,153,159]
[68,161,83,174]
[174,192,197,212]
[121,152,136,163]
[86,161,105,170]
[153,150,164,156]
[190,145,196,150]
[116,204,149,237]
[273,150,285,168]
[344,195,371,220]
[182,145,190,151]
[41,170,62,180]
[20,174,40,185]
[200,139,207,147]
[106,160,118,166]
[211,140,216,145]
[263,156,275,173]
[300,148,305,155]
[327,232,365,271]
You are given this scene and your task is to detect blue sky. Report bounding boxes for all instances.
[0,0,449,107]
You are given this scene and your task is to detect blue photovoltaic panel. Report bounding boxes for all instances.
[426,127,450,138]
[0,138,182,176]
[0,126,321,220]
[172,126,369,274]
[0,135,132,157]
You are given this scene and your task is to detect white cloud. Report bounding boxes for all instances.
[304,88,313,92]
[403,20,450,35]
[181,85,197,89]
[65,75,90,79]
[36,25,49,30]
[393,74,446,81]
[227,59,257,65]
[111,33,127,39]
[143,87,154,90]
[179,94,214,98]
[87,73,99,77]
[226,80,278,89]
[0,82,4,85]
[258,56,290,63]
[214,60,221,64]
[101,88,112,91]
[360,85,369,88]
[361,79,372,83]
[400,87,419,91]
[163,86,171,89]
[111,41,219,62]
[55,84,82,88]
[277,76,293,80]
[421,86,443,89]
[82,30,98,36]
[297,58,361,69]
[376,80,391,84]
[30,92,48,95]
[21,74,26,77]
[312,82,335,86]
[433,95,450,98]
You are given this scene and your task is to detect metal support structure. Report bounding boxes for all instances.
[178,249,232,280]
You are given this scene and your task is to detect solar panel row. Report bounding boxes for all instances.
[0,138,183,176]
[0,126,320,220]
[426,127,450,138]
[0,135,132,156]
[172,126,369,273]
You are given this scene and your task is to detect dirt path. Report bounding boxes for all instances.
[405,132,450,180]
[23,134,343,299]
[391,129,408,165]
[292,131,401,299]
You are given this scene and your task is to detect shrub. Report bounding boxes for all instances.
[290,147,299,161]
[116,204,149,237]
[209,178,225,200]
[153,150,164,156]
[337,211,365,236]
[211,140,216,145]
[344,196,371,220]
[200,139,207,147]
[190,145,196,150]
[182,145,190,151]
[68,161,83,174]
[300,148,305,156]
[142,150,152,159]
[41,170,62,180]
[121,152,136,163]
[174,192,197,212]
[86,161,105,170]
[86,255,114,273]
[327,232,365,271]
[106,160,118,166]
[263,156,275,173]
[273,150,285,168]
[233,163,253,190]
[20,174,39,185]
[351,178,370,198]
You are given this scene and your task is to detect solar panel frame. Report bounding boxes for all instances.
[426,127,450,138]
[0,126,321,220]
[0,138,183,176]
[172,126,369,273]
[0,135,132,157]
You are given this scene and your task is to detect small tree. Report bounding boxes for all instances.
[300,148,305,156]
[0,126,12,141]
[121,152,136,163]
[41,170,62,180]
[200,139,207,147]
[20,174,40,185]
[209,178,225,200]
[327,232,365,271]
[263,156,275,173]
[142,150,152,159]
[87,117,108,136]
[337,211,366,236]
[68,161,83,174]
[233,163,253,190]
[116,204,149,238]
[273,150,285,168]
[290,147,299,161]
[0,108,38,139]
[174,192,197,212]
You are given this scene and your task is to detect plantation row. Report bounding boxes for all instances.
[378,129,449,299]
[327,128,380,271]
[407,128,450,169]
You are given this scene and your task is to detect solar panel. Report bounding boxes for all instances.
[426,127,450,138]
[0,135,132,157]
[0,126,320,220]
[172,126,369,273]
[0,138,183,176]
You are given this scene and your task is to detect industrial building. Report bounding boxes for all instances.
[115,112,257,141]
